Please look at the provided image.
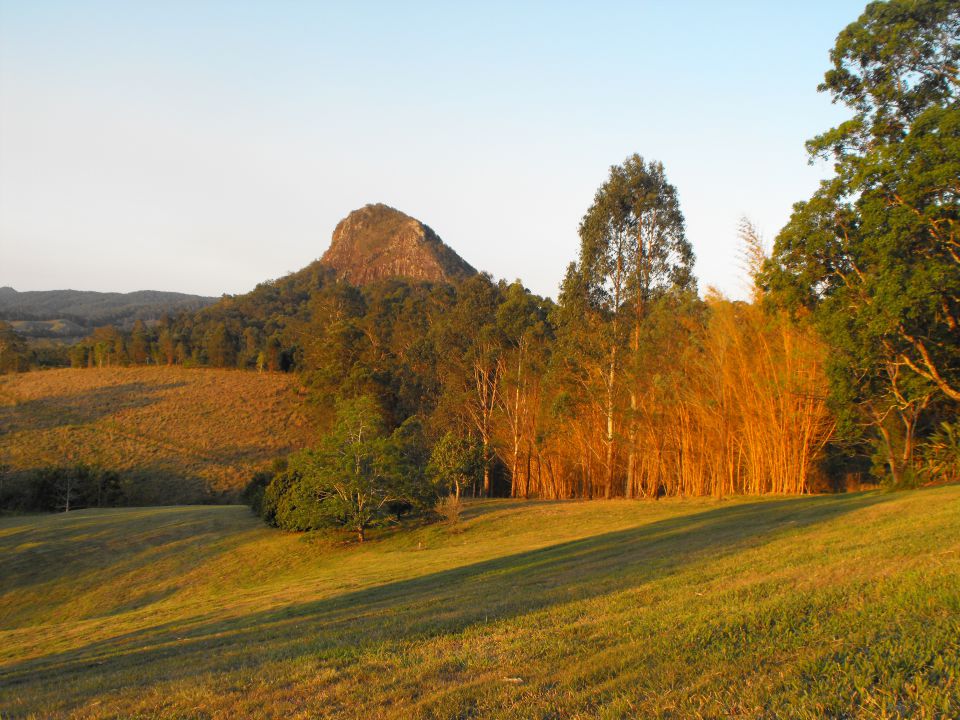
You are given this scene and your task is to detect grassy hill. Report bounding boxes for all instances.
[1,488,958,718]
[0,367,319,503]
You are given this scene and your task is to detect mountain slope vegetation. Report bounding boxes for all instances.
[1,487,958,718]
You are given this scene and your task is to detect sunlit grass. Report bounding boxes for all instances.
[1,488,959,718]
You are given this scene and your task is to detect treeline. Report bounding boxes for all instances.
[64,223,840,499]
[0,464,128,513]
[0,321,31,373]
[65,265,332,371]
[62,0,959,499]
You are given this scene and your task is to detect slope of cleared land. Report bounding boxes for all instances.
[1,488,958,719]
[0,368,319,502]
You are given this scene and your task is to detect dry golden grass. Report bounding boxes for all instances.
[0,367,320,502]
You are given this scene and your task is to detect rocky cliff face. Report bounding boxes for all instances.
[320,204,476,285]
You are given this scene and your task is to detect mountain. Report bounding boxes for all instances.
[0,287,218,340]
[320,204,477,285]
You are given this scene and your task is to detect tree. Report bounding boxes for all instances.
[265,396,433,541]
[494,281,551,497]
[89,326,125,367]
[762,0,959,484]
[0,321,30,373]
[428,431,483,499]
[129,320,149,364]
[563,154,695,497]
[157,327,176,365]
[432,274,504,497]
[204,322,235,368]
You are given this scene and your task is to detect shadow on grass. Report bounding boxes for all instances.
[0,507,255,609]
[0,492,892,697]
[0,381,186,434]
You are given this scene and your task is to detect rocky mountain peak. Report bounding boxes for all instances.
[319,204,476,285]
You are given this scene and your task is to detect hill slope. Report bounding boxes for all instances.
[0,367,319,503]
[321,203,477,285]
[0,287,217,340]
[1,488,958,718]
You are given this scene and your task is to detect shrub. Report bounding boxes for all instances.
[434,494,462,525]
[921,422,960,485]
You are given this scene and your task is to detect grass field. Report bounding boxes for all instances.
[1,487,958,719]
[0,367,319,502]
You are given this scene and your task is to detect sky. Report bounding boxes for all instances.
[0,0,868,301]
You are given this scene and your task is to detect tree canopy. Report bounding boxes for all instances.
[763,0,960,484]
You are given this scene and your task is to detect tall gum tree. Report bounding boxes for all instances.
[762,0,959,484]
[566,154,695,497]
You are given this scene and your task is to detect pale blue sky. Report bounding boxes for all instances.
[0,1,867,300]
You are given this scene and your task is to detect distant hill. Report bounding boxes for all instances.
[0,287,218,340]
[320,203,477,285]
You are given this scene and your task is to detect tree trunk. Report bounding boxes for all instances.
[626,388,637,499]
[605,345,616,499]
[878,424,902,486]
[482,442,490,497]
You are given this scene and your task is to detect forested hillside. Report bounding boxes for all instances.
[6,0,958,509]
[0,287,217,340]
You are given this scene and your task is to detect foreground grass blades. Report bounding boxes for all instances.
[1,488,959,718]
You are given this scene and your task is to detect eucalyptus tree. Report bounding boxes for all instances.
[567,154,695,496]
[763,0,959,484]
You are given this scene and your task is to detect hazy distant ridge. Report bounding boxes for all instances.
[0,287,218,339]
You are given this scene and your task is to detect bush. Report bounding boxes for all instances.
[241,458,288,517]
[434,494,462,525]
[921,422,960,485]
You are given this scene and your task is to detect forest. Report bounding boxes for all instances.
[4,0,958,528]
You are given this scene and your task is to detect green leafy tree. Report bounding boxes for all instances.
[268,396,433,541]
[762,0,959,484]
[563,154,695,497]
[428,431,484,499]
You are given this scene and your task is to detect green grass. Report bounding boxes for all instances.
[1,488,959,719]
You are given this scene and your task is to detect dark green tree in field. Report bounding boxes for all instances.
[763,0,959,484]
[265,396,433,541]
